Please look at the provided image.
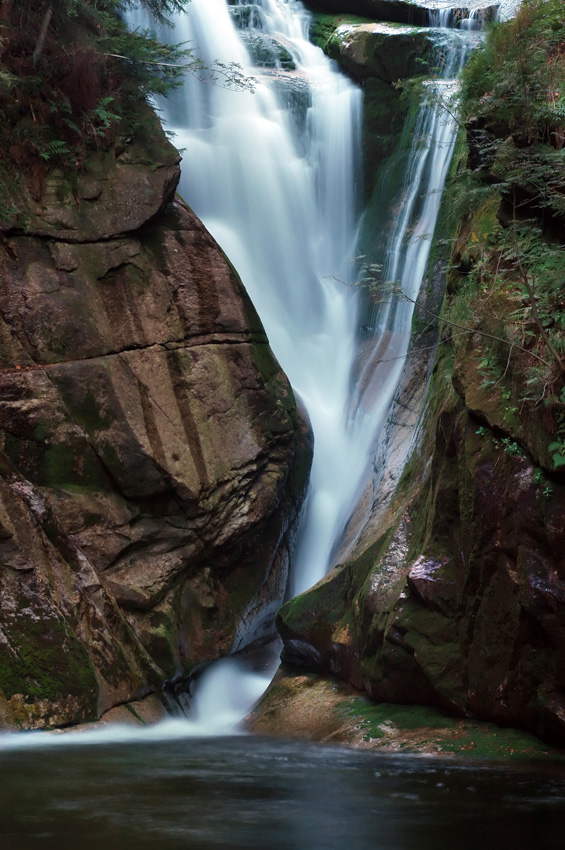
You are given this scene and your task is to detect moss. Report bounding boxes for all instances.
[279,566,351,641]
[66,388,113,434]
[250,340,296,424]
[343,696,455,730]
[0,612,97,707]
[340,696,564,758]
[309,13,370,52]
[438,723,562,760]
[40,443,81,490]
[140,610,177,675]
[23,414,109,491]
[359,91,420,256]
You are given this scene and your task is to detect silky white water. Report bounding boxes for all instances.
[146,2,482,600]
[0,656,272,750]
[351,24,477,495]
[133,0,369,598]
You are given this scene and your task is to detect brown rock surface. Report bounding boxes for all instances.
[0,120,311,729]
[247,669,561,758]
[278,332,565,746]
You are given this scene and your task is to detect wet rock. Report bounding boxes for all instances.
[278,366,565,745]
[0,115,312,730]
[247,669,562,759]
[319,21,436,83]
[21,112,181,242]
[241,32,296,69]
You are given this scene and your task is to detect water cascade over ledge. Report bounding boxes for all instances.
[119,0,480,734]
[135,0,368,599]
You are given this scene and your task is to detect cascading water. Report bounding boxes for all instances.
[124,0,368,729]
[346,18,479,554]
[134,0,370,598]
[122,0,483,732]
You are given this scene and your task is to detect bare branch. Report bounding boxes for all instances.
[32,4,52,66]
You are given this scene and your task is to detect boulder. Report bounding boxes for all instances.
[316,21,435,83]
[21,115,181,242]
[0,115,311,729]
[278,324,565,746]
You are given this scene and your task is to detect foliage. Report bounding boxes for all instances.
[460,0,565,224]
[461,0,565,147]
[0,0,251,225]
[446,0,565,468]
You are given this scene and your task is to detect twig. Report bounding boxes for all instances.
[391,284,553,370]
[32,4,52,66]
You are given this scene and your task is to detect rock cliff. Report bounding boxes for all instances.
[0,114,311,729]
[274,0,565,746]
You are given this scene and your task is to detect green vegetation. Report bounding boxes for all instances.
[0,1,187,223]
[461,0,565,153]
[0,609,97,705]
[341,697,564,759]
[444,0,565,469]
[0,0,250,226]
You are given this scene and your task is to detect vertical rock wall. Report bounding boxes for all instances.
[0,117,311,729]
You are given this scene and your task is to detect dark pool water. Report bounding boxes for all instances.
[1,734,564,850]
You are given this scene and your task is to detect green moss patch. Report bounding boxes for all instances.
[340,696,564,759]
[309,13,371,52]
[0,612,97,707]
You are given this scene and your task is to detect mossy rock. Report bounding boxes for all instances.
[249,670,564,759]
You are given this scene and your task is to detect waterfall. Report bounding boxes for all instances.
[497,0,524,21]
[133,0,371,597]
[346,19,478,559]
[122,1,479,731]
[140,2,482,600]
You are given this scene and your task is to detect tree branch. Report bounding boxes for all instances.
[32,4,52,66]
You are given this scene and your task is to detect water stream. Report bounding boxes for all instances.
[2,736,565,849]
[122,0,482,731]
[135,0,367,598]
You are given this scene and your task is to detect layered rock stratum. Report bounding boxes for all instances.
[0,116,311,729]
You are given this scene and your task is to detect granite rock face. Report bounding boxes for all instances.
[277,205,565,746]
[0,118,311,729]
[278,369,565,745]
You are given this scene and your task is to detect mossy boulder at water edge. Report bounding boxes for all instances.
[248,669,564,758]
[0,112,312,730]
[312,19,436,83]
